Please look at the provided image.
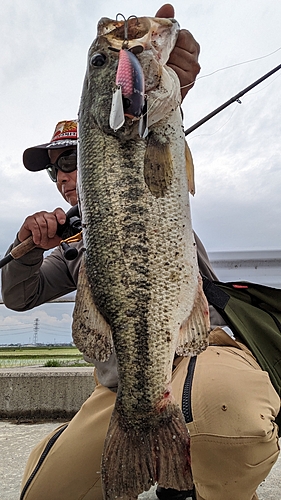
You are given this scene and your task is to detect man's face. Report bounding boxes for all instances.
[48,147,78,206]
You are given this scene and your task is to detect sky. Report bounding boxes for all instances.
[0,0,280,344]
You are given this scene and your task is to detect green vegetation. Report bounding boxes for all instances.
[0,346,90,368]
[44,359,63,367]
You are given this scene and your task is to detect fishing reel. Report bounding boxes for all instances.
[0,204,83,270]
[56,204,82,261]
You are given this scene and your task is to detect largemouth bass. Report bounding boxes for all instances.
[72,14,210,500]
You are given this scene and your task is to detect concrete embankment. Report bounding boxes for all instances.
[0,366,95,419]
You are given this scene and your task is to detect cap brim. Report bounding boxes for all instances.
[23,140,78,172]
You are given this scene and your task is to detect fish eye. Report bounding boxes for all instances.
[91,53,106,67]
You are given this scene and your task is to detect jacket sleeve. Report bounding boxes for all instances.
[194,232,218,281]
[1,238,82,311]
[194,232,227,329]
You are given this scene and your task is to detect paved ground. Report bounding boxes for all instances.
[0,421,280,500]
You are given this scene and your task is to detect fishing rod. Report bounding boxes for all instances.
[184,62,281,136]
[0,205,82,270]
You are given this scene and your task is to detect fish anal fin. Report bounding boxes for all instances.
[144,133,173,198]
[185,141,195,196]
[177,276,210,356]
[101,403,193,500]
[72,256,113,362]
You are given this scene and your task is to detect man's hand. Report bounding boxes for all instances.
[18,208,67,250]
[155,4,200,100]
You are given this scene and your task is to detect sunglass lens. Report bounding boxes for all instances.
[46,165,57,182]
[46,149,77,182]
[57,151,77,172]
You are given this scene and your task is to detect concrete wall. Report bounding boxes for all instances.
[0,367,95,419]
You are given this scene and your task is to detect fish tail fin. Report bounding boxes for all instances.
[102,404,193,500]
[177,275,210,356]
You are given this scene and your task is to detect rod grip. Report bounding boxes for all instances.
[10,236,36,260]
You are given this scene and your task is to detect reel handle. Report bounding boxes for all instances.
[60,241,79,261]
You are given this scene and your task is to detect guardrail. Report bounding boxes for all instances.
[209,249,281,289]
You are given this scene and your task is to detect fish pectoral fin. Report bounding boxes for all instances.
[176,276,210,356]
[185,141,195,196]
[72,255,113,362]
[144,132,173,198]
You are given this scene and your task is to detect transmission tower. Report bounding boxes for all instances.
[33,318,39,345]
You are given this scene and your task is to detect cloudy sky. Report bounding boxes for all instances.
[0,0,280,344]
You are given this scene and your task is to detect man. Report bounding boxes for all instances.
[2,5,280,500]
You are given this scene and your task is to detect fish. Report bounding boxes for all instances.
[72,14,210,500]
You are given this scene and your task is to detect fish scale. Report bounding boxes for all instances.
[81,133,181,397]
[73,14,210,500]
[82,138,160,396]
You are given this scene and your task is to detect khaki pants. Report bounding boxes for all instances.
[21,329,280,500]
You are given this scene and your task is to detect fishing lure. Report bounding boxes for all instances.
[109,14,146,133]
[110,48,145,132]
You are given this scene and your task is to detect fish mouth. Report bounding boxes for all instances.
[98,16,152,44]
[97,15,180,67]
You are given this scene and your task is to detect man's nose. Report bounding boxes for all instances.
[57,169,71,183]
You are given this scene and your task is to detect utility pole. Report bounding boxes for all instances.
[33,318,39,345]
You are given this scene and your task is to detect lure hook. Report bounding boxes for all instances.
[115,13,139,49]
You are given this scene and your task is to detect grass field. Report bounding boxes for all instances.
[0,346,87,368]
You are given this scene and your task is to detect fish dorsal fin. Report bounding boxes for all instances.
[72,255,113,362]
[144,132,173,198]
[185,141,195,196]
[176,276,210,357]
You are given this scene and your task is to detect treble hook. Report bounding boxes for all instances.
[115,13,139,49]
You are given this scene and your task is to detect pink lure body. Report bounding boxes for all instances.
[116,49,145,119]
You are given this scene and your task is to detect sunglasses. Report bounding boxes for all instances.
[46,149,77,182]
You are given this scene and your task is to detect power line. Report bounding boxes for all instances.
[0,325,32,330]
[39,324,72,331]
[0,331,31,337]
[43,332,71,337]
